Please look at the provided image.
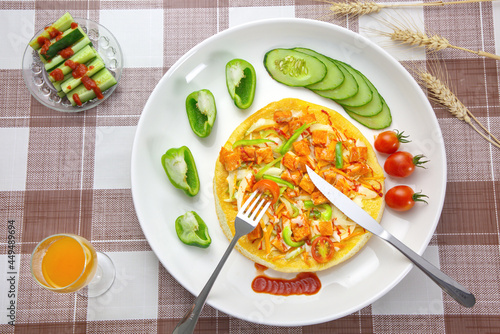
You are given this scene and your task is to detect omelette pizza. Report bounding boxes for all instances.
[214,98,385,272]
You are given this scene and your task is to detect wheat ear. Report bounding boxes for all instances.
[374,20,500,60]
[320,0,496,17]
[418,70,500,149]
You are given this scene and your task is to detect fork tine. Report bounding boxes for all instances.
[243,192,263,215]
[249,197,266,220]
[240,190,259,212]
[254,201,271,223]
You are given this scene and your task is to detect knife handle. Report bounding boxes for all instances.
[380,230,476,307]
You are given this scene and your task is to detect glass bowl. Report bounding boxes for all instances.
[22,17,123,112]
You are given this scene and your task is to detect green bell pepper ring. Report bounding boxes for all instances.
[282,226,305,248]
[303,200,314,209]
[175,211,211,248]
[319,204,332,221]
[279,122,315,155]
[305,201,332,221]
[335,141,344,169]
[185,89,217,138]
[225,58,256,109]
[262,174,295,189]
[309,208,321,220]
[232,138,274,148]
[161,146,200,197]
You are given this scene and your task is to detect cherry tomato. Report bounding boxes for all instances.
[385,185,428,211]
[253,179,280,204]
[374,130,410,154]
[311,236,335,263]
[384,151,428,177]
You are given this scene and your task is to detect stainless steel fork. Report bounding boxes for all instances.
[173,190,271,334]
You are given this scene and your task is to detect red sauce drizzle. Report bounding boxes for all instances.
[71,22,79,29]
[39,39,51,55]
[321,109,332,125]
[73,94,82,106]
[59,47,74,59]
[72,64,88,79]
[65,59,78,70]
[49,68,64,81]
[47,27,62,39]
[37,36,49,47]
[81,75,103,99]
[251,272,321,296]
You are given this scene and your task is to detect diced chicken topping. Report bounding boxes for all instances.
[247,225,263,242]
[291,219,311,242]
[255,147,274,164]
[349,146,368,163]
[293,139,311,156]
[312,130,328,146]
[318,221,334,236]
[299,173,316,194]
[219,147,241,171]
[282,151,298,170]
[239,146,255,162]
[273,110,292,123]
[311,190,329,205]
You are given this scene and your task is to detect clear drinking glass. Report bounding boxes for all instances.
[30,233,115,297]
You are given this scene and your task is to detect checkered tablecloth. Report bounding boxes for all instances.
[1,1,499,333]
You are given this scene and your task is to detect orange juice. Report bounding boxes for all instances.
[32,234,98,293]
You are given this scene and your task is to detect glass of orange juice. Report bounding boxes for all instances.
[30,233,115,297]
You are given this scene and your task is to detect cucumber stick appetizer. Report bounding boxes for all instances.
[263,47,392,129]
[67,68,117,107]
[29,12,118,108]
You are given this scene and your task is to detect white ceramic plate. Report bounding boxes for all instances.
[131,18,446,326]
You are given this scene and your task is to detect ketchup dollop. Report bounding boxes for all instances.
[81,75,103,99]
[49,68,64,81]
[251,272,321,296]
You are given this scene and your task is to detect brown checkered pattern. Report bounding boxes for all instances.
[1,0,499,333]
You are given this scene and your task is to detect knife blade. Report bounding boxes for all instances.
[306,165,475,307]
[306,165,384,236]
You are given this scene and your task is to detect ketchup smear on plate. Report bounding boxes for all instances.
[251,263,321,296]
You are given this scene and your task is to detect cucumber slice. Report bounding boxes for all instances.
[66,68,117,106]
[343,76,383,116]
[334,62,373,107]
[345,95,392,129]
[29,12,75,50]
[45,36,92,72]
[264,48,327,87]
[61,57,106,94]
[48,45,97,82]
[293,48,344,91]
[40,26,85,61]
[313,60,358,100]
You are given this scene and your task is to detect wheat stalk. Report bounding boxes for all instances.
[418,68,500,149]
[321,0,496,17]
[373,20,500,60]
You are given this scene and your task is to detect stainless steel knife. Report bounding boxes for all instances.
[306,165,475,307]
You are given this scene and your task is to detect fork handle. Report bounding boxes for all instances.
[173,233,243,334]
[381,230,476,308]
